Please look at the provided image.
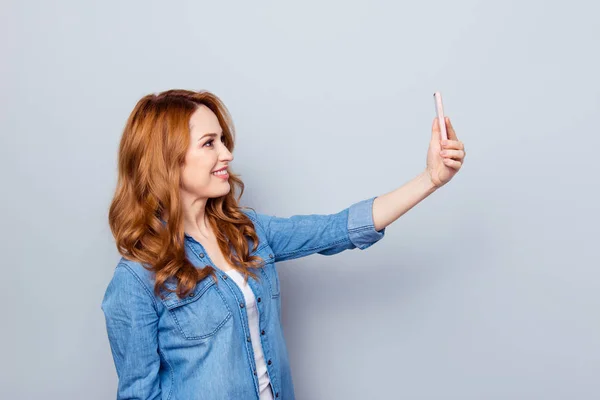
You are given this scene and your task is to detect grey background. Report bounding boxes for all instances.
[2,0,599,399]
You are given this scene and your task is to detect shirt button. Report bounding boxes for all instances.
[199,253,205,258]
[189,292,195,297]
[222,275,228,280]
[240,302,245,308]
[267,359,272,365]
[247,336,251,342]
[261,330,265,335]
[257,297,261,303]
[276,393,279,398]
[269,254,274,259]
[253,369,257,375]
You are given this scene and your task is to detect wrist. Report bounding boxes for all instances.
[419,170,440,192]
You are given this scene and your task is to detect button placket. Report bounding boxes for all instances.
[199,242,275,396]
[191,238,269,394]
[245,277,276,396]
[220,272,258,389]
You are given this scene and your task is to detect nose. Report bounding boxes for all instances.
[220,144,234,162]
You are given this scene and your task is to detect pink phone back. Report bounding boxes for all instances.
[433,92,448,141]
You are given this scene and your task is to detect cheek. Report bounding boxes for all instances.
[181,157,214,188]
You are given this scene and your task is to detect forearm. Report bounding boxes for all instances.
[372,170,438,231]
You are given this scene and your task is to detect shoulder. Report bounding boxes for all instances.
[116,257,156,285]
[102,258,158,306]
[239,207,273,250]
[240,207,268,233]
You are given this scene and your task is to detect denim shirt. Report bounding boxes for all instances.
[101,196,385,400]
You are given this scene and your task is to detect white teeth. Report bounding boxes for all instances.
[213,170,227,175]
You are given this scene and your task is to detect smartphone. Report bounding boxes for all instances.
[433,91,448,141]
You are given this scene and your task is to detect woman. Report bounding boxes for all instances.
[101,89,465,399]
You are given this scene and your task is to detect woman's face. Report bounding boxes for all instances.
[180,105,233,202]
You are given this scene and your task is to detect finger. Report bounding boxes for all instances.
[442,140,465,150]
[431,117,441,141]
[440,149,465,160]
[445,117,458,140]
[441,141,464,150]
[443,158,462,170]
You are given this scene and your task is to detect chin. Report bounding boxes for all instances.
[213,185,231,197]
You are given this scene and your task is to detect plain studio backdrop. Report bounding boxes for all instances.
[2,1,598,399]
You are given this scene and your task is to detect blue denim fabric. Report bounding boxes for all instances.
[101,196,385,399]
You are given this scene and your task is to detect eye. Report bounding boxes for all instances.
[203,136,226,148]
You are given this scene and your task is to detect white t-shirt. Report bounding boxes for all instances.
[224,268,274,400]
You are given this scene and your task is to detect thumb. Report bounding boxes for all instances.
[431,117,441,141]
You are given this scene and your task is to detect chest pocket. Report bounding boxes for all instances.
[256,244,280,299]
[161,276,232,340]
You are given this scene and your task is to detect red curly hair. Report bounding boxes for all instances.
[108,89,263,299]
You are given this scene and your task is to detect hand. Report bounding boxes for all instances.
[425,116,465,188]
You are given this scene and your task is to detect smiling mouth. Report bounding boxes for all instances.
[212,169,229,178]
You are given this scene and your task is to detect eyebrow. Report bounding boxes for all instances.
[197,132,223,141]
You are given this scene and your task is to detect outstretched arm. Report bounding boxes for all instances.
[247,197,385,263]
[373,171,438,231]
[373,116,466,231]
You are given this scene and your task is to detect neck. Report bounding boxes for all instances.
[163,196,212,239]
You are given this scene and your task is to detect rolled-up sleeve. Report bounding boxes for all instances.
[245,196,386,262]
[347,196,386,250]
[101,264,162,400]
